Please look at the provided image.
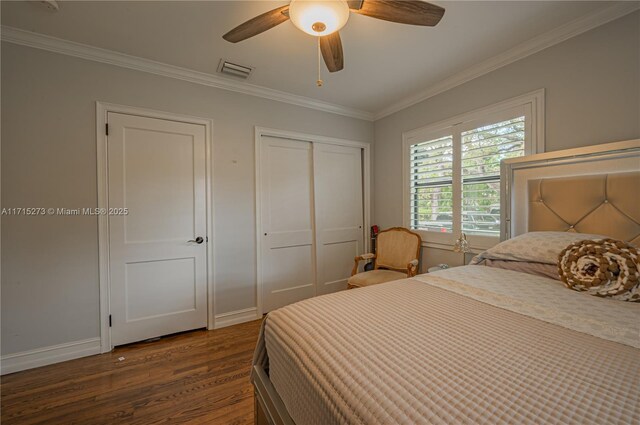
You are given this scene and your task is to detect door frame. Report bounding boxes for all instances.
[96,102,215,352]
[254,126,372,316]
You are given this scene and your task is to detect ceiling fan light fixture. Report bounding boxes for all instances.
[289,0,350,37]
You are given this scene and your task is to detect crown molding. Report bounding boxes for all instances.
[374,2,640,120]
[0,26,375,121]
[2,1,637,123]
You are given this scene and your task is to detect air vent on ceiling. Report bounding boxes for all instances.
[217,60,253,79]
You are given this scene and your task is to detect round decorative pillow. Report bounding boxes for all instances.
[558,239,639,302]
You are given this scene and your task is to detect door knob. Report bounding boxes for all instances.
[188,236,204,244]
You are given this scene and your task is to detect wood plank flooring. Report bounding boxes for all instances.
[1,319,263,425]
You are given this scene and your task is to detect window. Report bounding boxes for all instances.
[403,91,544,249]
[461,116,525,236]
[409,135,453,233]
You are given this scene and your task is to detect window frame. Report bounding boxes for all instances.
[402,90,545,251]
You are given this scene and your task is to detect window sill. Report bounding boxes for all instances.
[419,238,498,253]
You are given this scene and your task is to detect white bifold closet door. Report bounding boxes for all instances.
[259,136,364,312]
[313,143,364,295]
[260,136,316,312]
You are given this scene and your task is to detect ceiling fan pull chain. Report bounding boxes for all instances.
[317,37,323,87]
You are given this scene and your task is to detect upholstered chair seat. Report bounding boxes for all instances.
[348,227,421,289]
[347,270,407,288]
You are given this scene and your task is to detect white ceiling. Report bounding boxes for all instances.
[1,1,621,114]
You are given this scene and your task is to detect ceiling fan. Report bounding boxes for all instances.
[223,0,444,81]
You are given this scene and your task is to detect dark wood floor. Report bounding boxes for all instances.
[1,319,263,425]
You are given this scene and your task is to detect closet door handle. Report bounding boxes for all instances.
[188,236,204,244]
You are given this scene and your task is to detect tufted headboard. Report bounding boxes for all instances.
[501,140,640,243]
[528,172,640,245]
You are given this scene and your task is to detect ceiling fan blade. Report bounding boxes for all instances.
[320,31,344,73]
[353,0,444,26]
[223,5,290,43]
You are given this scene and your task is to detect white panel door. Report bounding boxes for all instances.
[260,136,316,312]
[108,112,207,346]
[314,143,364,295]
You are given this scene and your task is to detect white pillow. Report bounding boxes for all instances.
[475,231,608,265]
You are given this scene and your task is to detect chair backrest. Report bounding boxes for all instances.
[375,227,422,271]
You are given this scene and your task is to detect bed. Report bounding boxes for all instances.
[251,140,640,425]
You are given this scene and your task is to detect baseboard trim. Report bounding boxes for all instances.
[214,307,260,329]
[1,337,102,375]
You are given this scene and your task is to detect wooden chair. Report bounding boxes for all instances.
[348,227,422,289]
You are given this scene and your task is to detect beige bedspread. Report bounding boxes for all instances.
[254,266,640,425]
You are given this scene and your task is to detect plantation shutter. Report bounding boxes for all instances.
[409,135,454,232]
[461,116,526,236]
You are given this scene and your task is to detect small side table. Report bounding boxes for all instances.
[428,264,450,273]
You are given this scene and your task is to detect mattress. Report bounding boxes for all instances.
[254,266,640,425]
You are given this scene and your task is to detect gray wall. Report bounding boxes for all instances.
[1,43,373,355]
[3,11,639,357]
[374,12,640,270]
